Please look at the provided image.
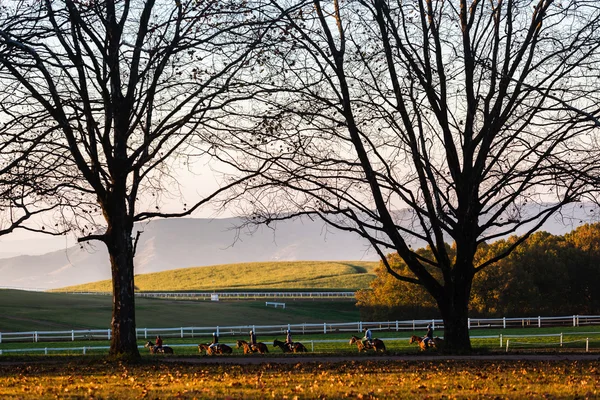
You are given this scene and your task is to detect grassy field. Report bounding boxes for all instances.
[55,260,378,292]
[0,358,599,399]
[0,289,360,332]
[2,325,599,356]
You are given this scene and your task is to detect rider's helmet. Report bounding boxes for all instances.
[427,324,431,328]
[249,330,253,334]
[213,332,216,336]
[286,329,290,333]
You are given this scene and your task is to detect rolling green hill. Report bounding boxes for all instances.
[0,289,361,332]
[55,260,378,292]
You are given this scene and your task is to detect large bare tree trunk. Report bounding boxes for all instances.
[437,279,473,353]
[107,228,138,359]
[104,180,139,359]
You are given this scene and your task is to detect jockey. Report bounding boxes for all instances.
[154,335,163,352]
[209,332,219,351]
[362,328,372,347]
[249,330,257,346]
[423,324,434,348]
[285,329,293,351]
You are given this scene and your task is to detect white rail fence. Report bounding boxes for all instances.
[58,291,357,300]
[2,332,599,356]
[1,315,599,344]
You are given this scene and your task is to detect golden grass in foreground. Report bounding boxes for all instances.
[57,260,378,292]
[1,359,598,399]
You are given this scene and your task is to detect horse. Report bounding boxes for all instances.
[409,335,443,351]
[198,343,233,356]
[144,340,174,354]
[349,335,386,353]
[273,339,308,353]
[236,339,269,354]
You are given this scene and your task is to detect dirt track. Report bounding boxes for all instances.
[163,353,600,365]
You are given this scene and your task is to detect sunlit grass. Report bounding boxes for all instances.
[54,260,378,292]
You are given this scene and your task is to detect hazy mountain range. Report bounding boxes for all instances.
[0,217,381,290]
[0,204,596,290]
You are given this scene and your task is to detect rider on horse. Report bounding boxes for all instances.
[249,330,257,350]
[423,324,434,348]
[209,332,219,352]
[154,335,163,353]
[285,329,293,351]
[362,328,372,348]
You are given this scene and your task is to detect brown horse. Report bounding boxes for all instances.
[409,335,443,351]
[198,343,233,355]
[273,339,308,353]
[236,339,269,354]
[349,335,386,353]
[144,340,174,354]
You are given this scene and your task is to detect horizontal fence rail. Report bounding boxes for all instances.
[1,315,599,344]
[2,333,599,356]
[54,291,357,300]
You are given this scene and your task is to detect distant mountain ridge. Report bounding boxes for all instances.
[0,217,380,290]
[0,204,596,290]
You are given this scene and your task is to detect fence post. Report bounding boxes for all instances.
[359,321,362,332]
[181,327,184,338]
[505,339,509,352]
[323,323,327,334]
[108,329,111,340]
[34,331,38,342]
[0,332,2,344]
[396,321,399,332]
[311,340,314,352]
[500,334,503,347]
[412,320,415,331]
[432,319,435,330]
[586,338,589,352]
[45,347,48,355]
[468,318,471,330]
[573,315,576,327]
[72,330,75,341]
[503,317,506,329]
[538,316,541,328]
[560,333,563,347]
[83,347,86,355]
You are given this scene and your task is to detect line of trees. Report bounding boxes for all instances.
[1,0,600,356]
[357,223,600,320]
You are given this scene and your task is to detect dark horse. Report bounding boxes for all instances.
[144,340,174,354]
[409,335,443,351]
[349,335,386,353]
[273,339,308,353]
[198,343,232,355]
[236,339,269,354]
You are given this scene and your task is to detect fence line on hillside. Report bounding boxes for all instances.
[1,315,599,344]
[56,291,357,300]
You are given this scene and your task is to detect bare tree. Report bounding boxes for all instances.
[0,0,277,359]
[0,103,77,238]
[222,0,600,351]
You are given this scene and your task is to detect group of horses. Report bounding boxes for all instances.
[145,334,443,356]
[199,339,307,355]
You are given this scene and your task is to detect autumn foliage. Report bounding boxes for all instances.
[357,224,600,320]
[0,359,598,399]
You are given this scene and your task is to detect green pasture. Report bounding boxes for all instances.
[55,260,378,292]
[0,289,359,332]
